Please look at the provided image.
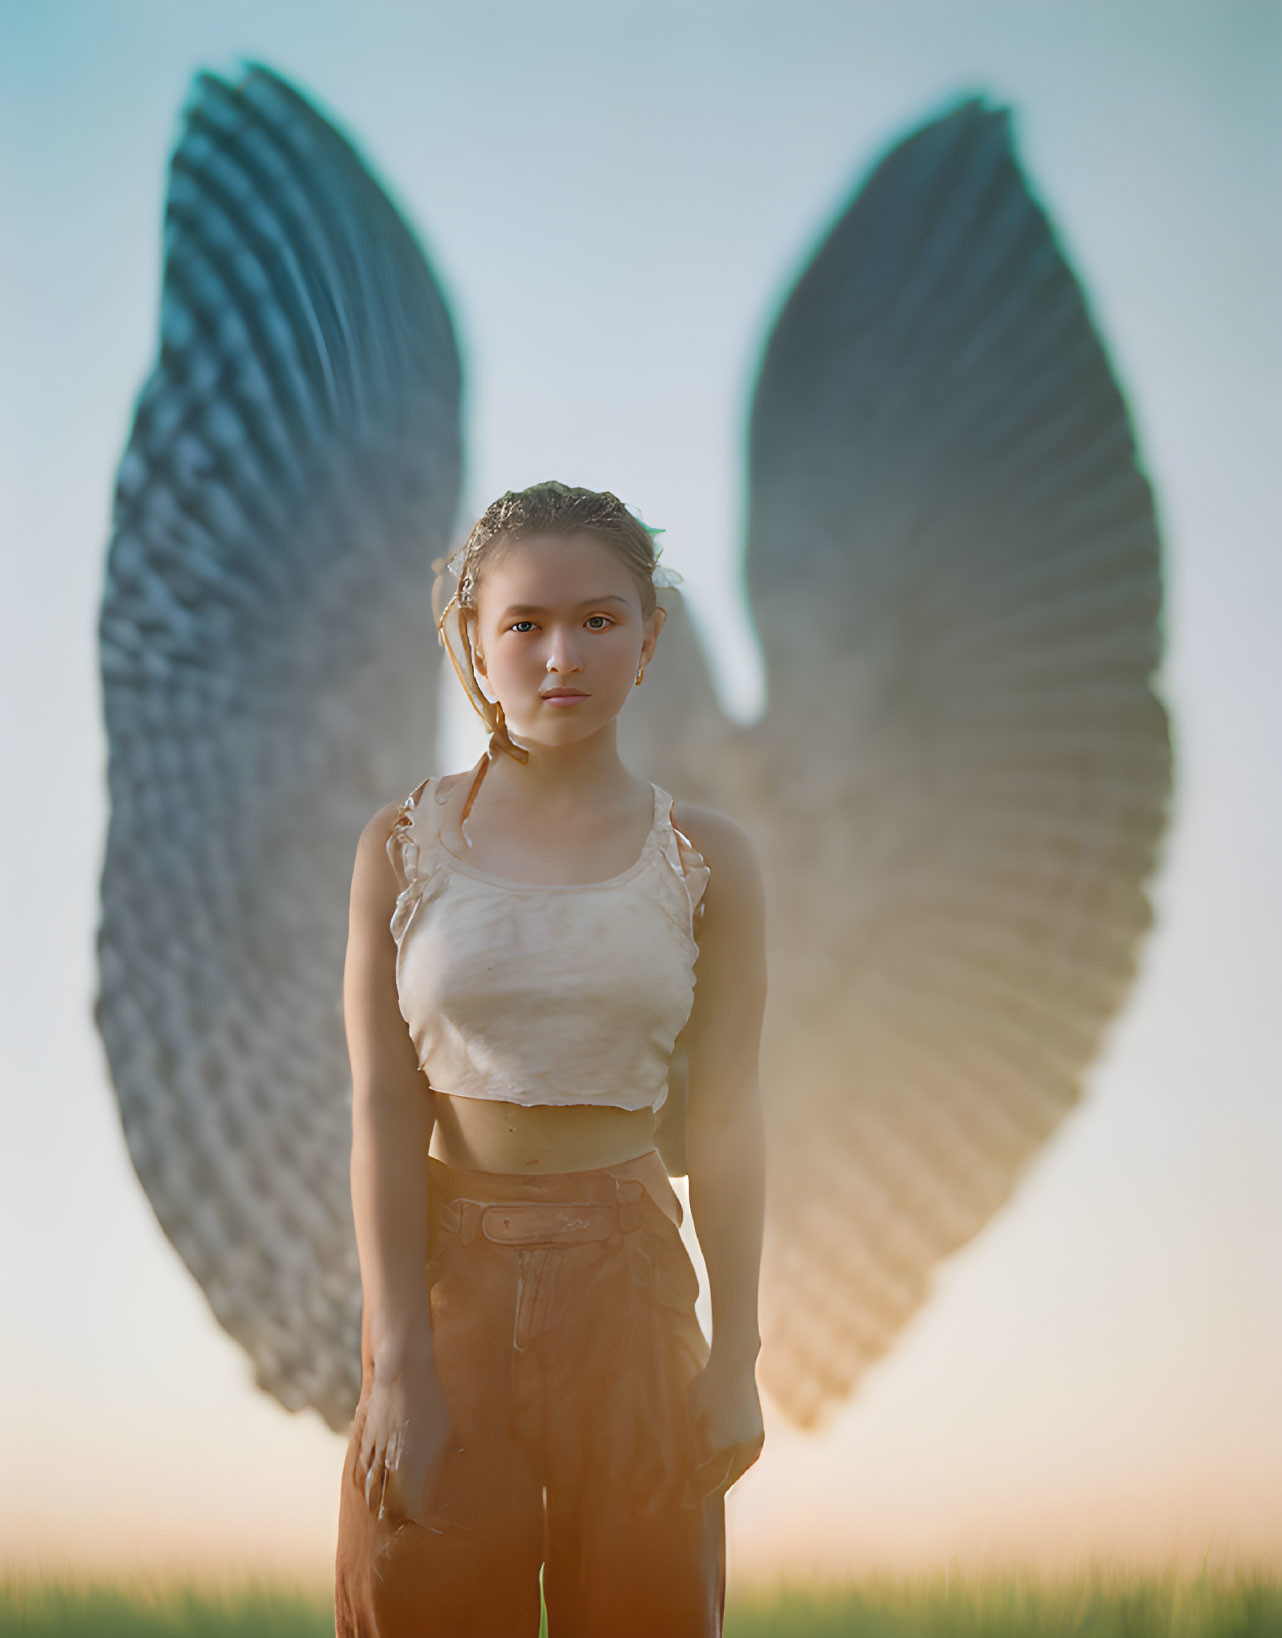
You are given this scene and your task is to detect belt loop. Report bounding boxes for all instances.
[466,1199,487,1247]
[614,1176,646,1237]
[450,1198,481,1248]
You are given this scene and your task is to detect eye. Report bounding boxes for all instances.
[508,620,536,633]
[586,615,614,630]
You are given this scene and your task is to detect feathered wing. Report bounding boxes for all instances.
[733,95,1174,1428]
[94,69,1172,1442]
[95,62,462,1431]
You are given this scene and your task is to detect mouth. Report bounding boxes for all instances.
[540,688,589,700]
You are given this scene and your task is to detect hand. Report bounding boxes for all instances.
[354,1359,455,1528]
[684,1355,765,1507]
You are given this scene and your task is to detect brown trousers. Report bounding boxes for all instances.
[334,1147,727,1636]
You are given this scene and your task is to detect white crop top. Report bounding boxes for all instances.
[385,763,710,1113]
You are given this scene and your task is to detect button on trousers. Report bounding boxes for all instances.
[334,1148,727,1636]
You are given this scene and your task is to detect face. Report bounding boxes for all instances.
[470,532,664,747]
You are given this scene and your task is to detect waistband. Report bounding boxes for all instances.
[426,1145,682,1230]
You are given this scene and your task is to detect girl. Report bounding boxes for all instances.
[334,481,767,1637]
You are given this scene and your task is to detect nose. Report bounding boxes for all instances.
[545,624,585,674]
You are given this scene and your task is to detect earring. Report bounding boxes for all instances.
[635,664,646,686]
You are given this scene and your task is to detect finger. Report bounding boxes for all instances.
[693,1436,760,1502]
[723,1445,754,1490]
[691,1446,737,1499]
[358,1421,380,1488]
[723,1433,765,1491]
[373,1455,395,1521]
[683,1461,732,1510]
[364,1435,385,1507]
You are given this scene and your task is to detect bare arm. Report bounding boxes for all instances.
[344,801,439,1381]
[678,807,768,1371]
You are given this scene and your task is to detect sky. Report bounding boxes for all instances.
[2,0,1280,1594]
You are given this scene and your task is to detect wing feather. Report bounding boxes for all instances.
[741,95,1173,1427]
[95,62,461,1430]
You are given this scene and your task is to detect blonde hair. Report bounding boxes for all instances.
[431,480,680,769]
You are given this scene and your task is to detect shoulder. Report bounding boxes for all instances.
[358,795,411,855]
[668,798,765,907]
[349,796,410,905]
[669,799,761,872]
[352,775,437,901]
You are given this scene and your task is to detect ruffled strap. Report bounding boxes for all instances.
[386,775,434,944]
[667,801,710,930]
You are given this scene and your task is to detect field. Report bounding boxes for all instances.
[3,1560,1279,1636]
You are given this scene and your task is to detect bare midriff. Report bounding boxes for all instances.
[426,1089,661,1175]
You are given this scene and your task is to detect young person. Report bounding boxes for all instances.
[334,481,767,1637]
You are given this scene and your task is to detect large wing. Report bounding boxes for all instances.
[740,95,1173,1427]
[95,62,462,1431]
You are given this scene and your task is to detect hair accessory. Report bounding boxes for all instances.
[624,500,665,539]
[623,500,685,593]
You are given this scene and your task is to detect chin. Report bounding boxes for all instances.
[514,708,613,742]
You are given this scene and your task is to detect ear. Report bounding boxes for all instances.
[642,605,667,668]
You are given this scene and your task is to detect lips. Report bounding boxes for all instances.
[541,689,588,699]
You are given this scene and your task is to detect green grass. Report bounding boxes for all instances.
[1,1559,1278,1635]
[0,1567,330,1637]
[723,1560,1282,1636]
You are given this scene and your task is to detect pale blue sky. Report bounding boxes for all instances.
[2,0,1279,1585]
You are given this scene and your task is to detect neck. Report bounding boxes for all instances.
[457,722,644,850]
[494,721,632,801]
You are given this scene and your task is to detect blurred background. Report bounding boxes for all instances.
[2,0,1279,1594]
